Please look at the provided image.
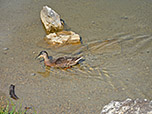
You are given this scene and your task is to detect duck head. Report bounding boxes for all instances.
[36,51,49,59]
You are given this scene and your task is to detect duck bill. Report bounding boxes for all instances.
[35,54,42,59]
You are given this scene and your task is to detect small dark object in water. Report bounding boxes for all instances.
[9,84,19,100]
[31,73,36,76]
[121,16,128,20]
[25,106,32,110]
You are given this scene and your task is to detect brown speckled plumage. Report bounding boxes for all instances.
[36,51,82,68]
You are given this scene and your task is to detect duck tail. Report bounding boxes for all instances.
[75,56,83,63]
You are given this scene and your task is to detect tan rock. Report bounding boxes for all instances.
[40,6,63,33]
[40,6,81,45]
[45,31,80,45]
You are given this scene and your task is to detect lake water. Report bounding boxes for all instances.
[0,0,152,113]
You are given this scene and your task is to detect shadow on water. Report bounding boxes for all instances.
[37,33,152,92]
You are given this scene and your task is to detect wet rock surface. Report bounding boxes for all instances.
[101,98,152,114]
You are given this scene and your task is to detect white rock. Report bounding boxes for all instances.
[101,98,152,114]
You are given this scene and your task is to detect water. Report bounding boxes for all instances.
[0,0,152,113]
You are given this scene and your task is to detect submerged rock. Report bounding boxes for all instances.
[40,6,81,45]
[40,6,63,33]
[101,98,152,114]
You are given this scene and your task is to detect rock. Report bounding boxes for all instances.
[3,47,9,50]
[45,31,80,45]
[121,16,128,20]
[31,73,36,76]
[101,98,152,114]
[40,6,63,33]
[40,6,81,45]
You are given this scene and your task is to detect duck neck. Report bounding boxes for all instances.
[44,56,51,64]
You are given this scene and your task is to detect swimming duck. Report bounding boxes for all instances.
[36,51,82,68]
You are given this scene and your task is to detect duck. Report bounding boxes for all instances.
[36,51,82,68]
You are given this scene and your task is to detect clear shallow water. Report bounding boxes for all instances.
[0,0,152,113]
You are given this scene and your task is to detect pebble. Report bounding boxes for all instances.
[150,101,152,106]
[122,88,125,90]
[91,21,95,24]
[121,16,128,20]
[144,99,147,101]
[31,73,36,76]
[3,48,9,51]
